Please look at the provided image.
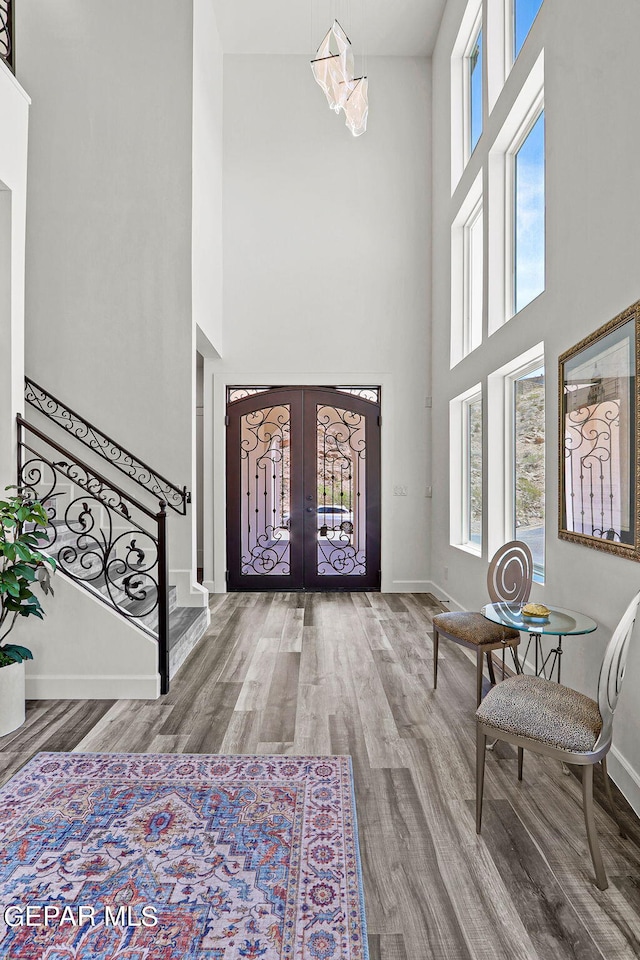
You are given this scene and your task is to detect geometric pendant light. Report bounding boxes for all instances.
[343,76,369,137]
[311,20,368,136]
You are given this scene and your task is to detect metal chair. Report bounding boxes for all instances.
[432,541,533,706]
[476,589,640,890]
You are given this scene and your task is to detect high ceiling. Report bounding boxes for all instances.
[211,0,448,57]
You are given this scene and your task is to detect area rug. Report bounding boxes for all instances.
[0,753,369,959]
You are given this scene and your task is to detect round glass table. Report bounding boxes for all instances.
[481,602,598,683]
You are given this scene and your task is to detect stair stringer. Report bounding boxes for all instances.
[23,572,160,700]
[35,524,210,684]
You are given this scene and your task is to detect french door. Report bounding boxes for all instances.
[226,387,381,591]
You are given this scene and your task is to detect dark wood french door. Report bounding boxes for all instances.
[226,387,381,591]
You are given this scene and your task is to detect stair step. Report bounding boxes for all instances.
[169,606,209,679]
[37,524,178,624]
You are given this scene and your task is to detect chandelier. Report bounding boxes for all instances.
[311,20,368,137]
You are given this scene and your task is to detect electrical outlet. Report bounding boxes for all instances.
[393,485,408,497]
[425,486,432,498]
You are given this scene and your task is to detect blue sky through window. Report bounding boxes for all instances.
[514,111,544,313]
[470,28,482,152]
[514,0,543,58]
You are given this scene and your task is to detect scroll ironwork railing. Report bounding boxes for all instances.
[564,396,623,541]
[0,1,13,73]
[25,377,190,515]
[17,415,170,694]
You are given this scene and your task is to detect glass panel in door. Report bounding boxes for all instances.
[302,389,380,591]
[316,404,367,576]
[239,403,291,576]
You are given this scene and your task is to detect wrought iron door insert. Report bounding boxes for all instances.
[0,1,14,73]
[226,387,381,591]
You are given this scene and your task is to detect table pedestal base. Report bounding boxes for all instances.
[515,634,565,683]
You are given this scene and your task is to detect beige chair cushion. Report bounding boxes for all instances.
[432,612,519,647]
[476,674,602,754]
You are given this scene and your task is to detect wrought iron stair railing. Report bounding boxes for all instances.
[25,378,190,515]
[17,415,170,694]
[0,1,13,73]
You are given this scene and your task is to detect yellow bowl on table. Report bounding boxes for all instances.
[521,602,550,621]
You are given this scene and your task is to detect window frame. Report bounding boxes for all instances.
[450,0,484,190]
[450,383,483,557]
[504,355,546,581]
[451,173,483,367]
[487,343,544,562]
[465,14,483,160]
[511,0,544,63]
[462,13,484,159]
[464,196,484,356]
[509,103,545,318]
[487,51,544,335]
[463,389,483,552]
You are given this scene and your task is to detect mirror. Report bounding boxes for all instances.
[559,299,639,560]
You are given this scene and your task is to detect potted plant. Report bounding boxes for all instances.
[0,488,55,737]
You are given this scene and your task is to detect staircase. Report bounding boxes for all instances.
[17,379,209,693]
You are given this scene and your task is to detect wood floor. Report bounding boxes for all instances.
[2,591,640,959]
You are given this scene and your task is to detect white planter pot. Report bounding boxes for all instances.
[0,659,26,737]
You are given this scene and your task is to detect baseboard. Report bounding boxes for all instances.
[607,746,640,819]
[426,580,465,612]
[26,675,160,700]
[389,580,432,593]
[203,579,439,596]
[171,570,210,607]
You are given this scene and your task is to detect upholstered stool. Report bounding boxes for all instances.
[432,612,520,707]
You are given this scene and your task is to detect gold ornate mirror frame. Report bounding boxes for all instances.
[559,299,640,561]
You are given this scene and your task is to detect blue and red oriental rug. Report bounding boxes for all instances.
[0,753,369,959]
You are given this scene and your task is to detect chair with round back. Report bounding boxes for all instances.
[475,589,640,890]
[432,541,533,707]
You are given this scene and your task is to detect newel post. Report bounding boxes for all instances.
[156,501,170,694]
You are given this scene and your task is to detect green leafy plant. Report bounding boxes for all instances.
[0,488,55,668]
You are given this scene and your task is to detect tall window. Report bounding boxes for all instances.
[451,1,484,186]
[465,393,483,548]
[514,110,545,314]
[464,200,483,354]
[450,384,482,554]
[514,0,544,59]
[451,176,483,366]
[468,24,483,154]
[513,365,545,577]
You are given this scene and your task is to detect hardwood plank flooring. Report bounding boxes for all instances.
[1,591,640,959]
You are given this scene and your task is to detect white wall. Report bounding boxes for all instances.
[16,0,198,590]
[204,54,431,592]
[191,0,223,595]
[193,0,224,357]
[0,61,158,701]
[431,0,640,812]
[0,63,29,489]
[24,574,159,700]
